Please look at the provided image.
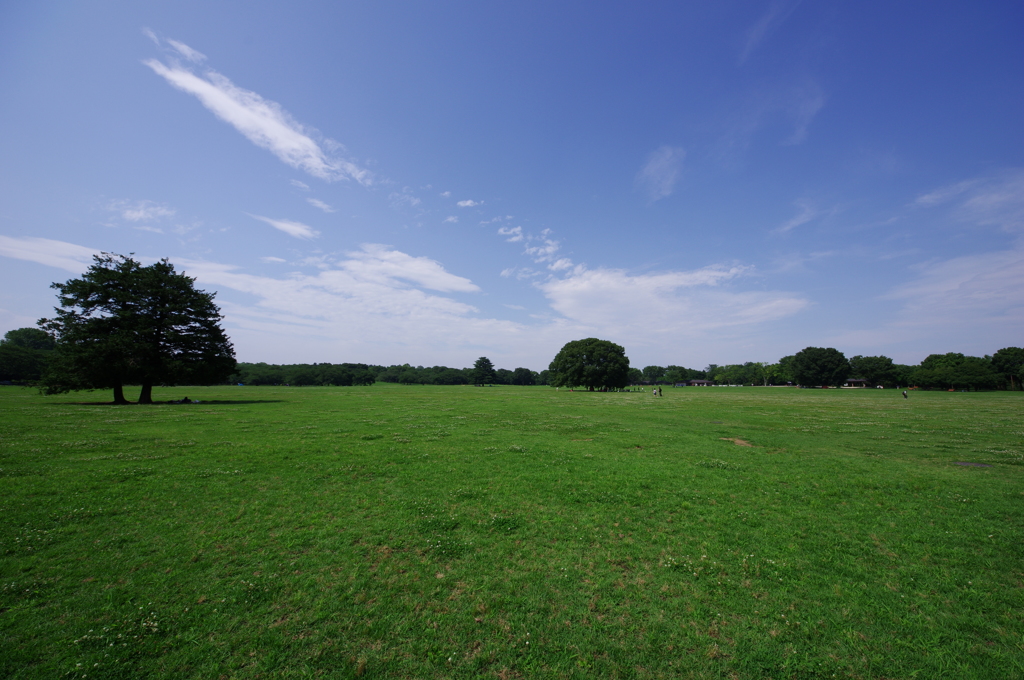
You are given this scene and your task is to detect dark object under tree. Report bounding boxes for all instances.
[549,338,631,390]
[39,253,236,404]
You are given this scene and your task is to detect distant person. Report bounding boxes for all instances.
[902,390,908,399]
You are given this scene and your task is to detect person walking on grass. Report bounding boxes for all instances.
[903,390,908,399]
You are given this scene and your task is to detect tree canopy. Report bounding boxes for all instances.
[0,328,54,382]
[510,367,536,385]
[992,347,1024,390]
[849,355,899,387]
[39,253,236,404]
[791,347,851,387]
[548,338,630,390]
[3,328,55,351]
[911,354,999,391]
[472,357,496,385]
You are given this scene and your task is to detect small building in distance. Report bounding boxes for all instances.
[688,379,714,386]
[842,378,869,388]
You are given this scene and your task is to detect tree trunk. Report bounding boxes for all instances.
[138,383,153,404]
[112,384,130,405]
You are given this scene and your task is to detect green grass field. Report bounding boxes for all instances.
[1,384,1022,679]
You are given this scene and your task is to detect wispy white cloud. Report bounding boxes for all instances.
[307,198,335,213]
[0,236,98,273]
[109,199,176,222]
[500,266,540,280]
[770,250,836,273]
[291,179,310,191]
[440,191,451,198]
[738,0,802,65]
[341,244,480,293]
[828,242,1024,356]
[548,258,574,271]
[457,199,481,207]
[635,146,685,202]
[261,256,287,263]
[524,239,561,263]
[715,79,825,162]
[773,199,817,234]
[540,265,807,338]
[144,39,371,184]
[783,84,825,145]
[497,226,523,242]
[914,181,977,207]
[917,171,1024,232]
[167,39,206,63]
[249,214,319,239]
[443,216,458,224]
[389,191,421,209]
[828,172,1024,356]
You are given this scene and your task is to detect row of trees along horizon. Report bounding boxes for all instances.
[3,326,1023,392]
[0,254,1021,398]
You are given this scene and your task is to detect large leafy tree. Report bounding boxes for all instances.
[992,347,1024,390]
[549,338,630,390]
[912,354,999,390]
[3,328,55,350]
[849,355,899,387]
[791,347,851,387]
[0,328,55,382]
[472,357,496,385]
[510,367,536,385]
[39,253,236,404]
[642,365,665,383]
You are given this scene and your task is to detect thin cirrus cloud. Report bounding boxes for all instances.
[109,199,176,222]
[249,214,320,239]
[830,171,1024,353]
[915,169,1024,232]
[307,198,335,213]
[773,199,817,234]
[829,243,1024,354]
[715,80,825,163]
[457,199,481,207]
[0,236,98,274]
[738,0,803,65]
[635,146,685,202]
[166,38,206,63]
[144,38,371,185]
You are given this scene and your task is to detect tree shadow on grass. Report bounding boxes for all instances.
[49,399,287,406]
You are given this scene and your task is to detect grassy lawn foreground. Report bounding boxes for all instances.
[1,384,1022,678]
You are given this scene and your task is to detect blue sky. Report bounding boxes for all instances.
[2,1,1022,370]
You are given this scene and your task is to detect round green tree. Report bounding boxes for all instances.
[791,347,851,387]
[549,338,630,390]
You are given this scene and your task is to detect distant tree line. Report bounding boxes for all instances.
[635,347,1024,391]
[4,321,1022,392]
[227,359,550,387]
